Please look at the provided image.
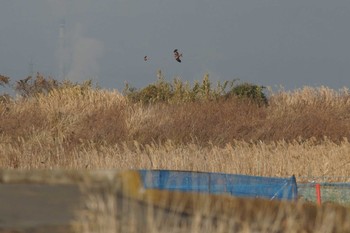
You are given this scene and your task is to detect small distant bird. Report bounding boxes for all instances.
[144,56,148,61]
[173,49,182,63]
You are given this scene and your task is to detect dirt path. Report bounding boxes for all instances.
[0,184,81,233]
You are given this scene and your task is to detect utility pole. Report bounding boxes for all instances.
[58,19,65,80]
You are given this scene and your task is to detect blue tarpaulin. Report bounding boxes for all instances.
[139,170,298,200]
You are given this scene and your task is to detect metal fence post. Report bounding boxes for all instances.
[315,183,322,205]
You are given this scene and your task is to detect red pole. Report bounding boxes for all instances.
[315,183,321,205]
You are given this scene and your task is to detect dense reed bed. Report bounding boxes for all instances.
[1,84,350,181]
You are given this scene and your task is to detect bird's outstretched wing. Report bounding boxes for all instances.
[173,49,182,63]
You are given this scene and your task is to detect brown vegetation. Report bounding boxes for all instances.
[0,77,350,182]
[1,75,350,232]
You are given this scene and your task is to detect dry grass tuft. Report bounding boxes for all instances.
[0,74,10,86]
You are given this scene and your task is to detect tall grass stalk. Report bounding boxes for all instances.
[1,137,350,182]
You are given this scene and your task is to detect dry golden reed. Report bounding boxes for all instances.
[1,85,350,182]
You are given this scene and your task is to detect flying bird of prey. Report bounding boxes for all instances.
[173,49,182,63]
[144,56,148,61]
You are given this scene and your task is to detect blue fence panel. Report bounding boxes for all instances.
[139,170,297,200]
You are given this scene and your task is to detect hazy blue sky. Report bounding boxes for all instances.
[1,0,350,91]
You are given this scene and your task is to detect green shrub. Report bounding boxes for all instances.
[228,83,268,105]
[123,73,268,105]
[123,77,173,104]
